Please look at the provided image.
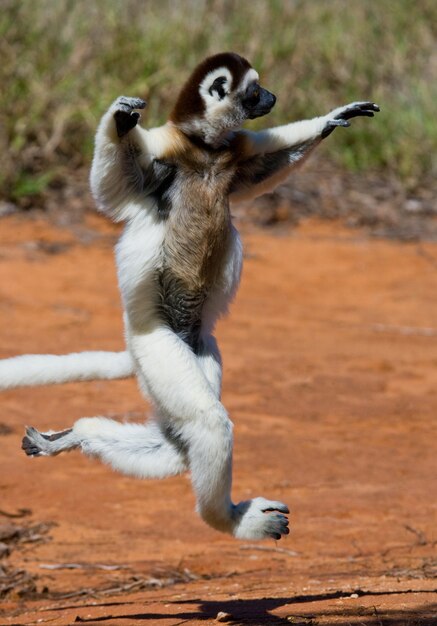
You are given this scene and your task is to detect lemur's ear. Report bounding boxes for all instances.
[208,76,228,100]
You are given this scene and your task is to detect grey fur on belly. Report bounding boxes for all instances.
[157,270,206,353]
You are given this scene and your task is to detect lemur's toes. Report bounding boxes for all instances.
[264,512,290,541]
[21,437,40,456]
[22,434,41,457]
[22,426,46,457]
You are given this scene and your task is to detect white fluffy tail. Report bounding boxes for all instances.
[0,351,135,390]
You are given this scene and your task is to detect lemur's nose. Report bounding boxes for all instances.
[267,91,276,108]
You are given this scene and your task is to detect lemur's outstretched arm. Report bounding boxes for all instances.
[231,102,380,198]
[242,101,379,156]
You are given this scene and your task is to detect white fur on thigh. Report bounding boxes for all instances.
[73,417,187,478]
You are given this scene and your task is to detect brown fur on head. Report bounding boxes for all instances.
[170,53,251,122]
[169,52,276,147]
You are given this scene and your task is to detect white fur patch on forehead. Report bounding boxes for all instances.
[199,67,233,102]
[240,68,259,91]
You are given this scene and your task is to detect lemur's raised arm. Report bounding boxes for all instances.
[90,97,180,221]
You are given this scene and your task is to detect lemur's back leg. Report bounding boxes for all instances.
[128,326,289,540]
[19,333,219,476]
[22,418,187,479]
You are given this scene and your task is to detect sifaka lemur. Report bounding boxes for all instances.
[0,53,379,540]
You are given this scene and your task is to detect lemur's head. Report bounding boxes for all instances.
[170,52,276,146]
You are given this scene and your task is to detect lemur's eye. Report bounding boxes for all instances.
[209,76,227,100]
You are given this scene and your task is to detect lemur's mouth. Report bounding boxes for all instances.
[248,108,273,119]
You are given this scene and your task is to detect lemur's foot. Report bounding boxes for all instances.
[22,426,52,457]
[233,497,290,540]
[22,426,73,457]
[322,101,380,138]
[113,96,147,138]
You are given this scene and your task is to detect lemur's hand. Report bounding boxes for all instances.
[333,101,380,120]
[322,101,380,138]
[113,96,147,138]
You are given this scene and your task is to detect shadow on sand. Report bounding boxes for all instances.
[69,588,437,625]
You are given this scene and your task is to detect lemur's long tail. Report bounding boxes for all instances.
[0,351,135,390]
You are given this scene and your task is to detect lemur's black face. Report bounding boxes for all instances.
[242,83,276,119]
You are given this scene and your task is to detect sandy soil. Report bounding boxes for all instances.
[0,213,436,625]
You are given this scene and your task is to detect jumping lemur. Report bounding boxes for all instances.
[0,53,379,541]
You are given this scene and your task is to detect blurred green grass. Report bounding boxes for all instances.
[1,0,436,204]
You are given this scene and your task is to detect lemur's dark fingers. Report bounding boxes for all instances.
[335,102,380,120]
[348,101,380,111]
[114,109,140,123]
[115,104,134,115]
[339,110,375,120]
[117,96,147,110]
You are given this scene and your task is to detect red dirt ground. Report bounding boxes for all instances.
[0,213,436,625]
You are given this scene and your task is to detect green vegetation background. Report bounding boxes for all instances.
[1,0,436,203]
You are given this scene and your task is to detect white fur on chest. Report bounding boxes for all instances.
[116,211,165,332]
